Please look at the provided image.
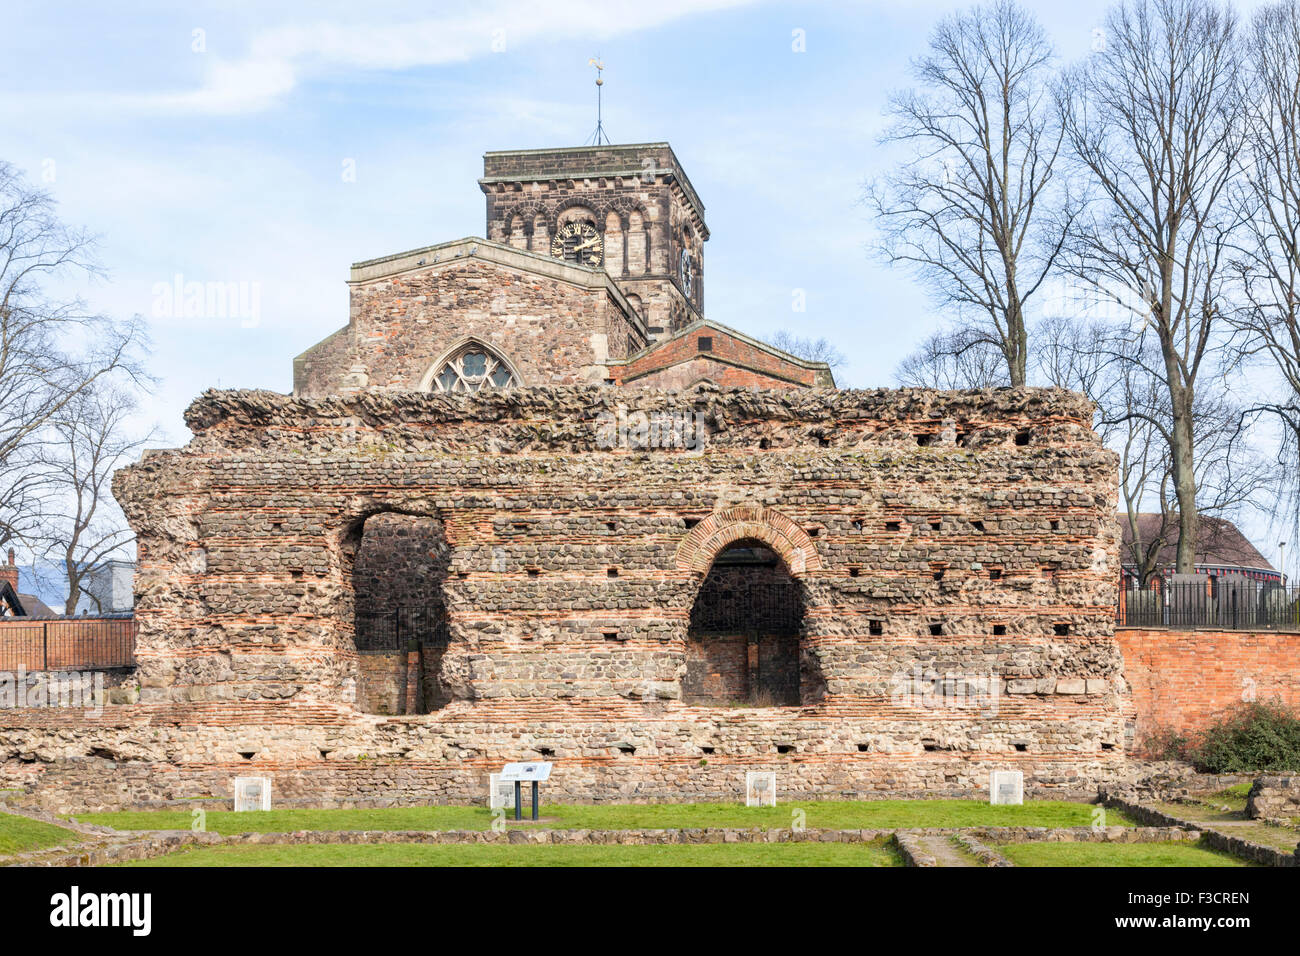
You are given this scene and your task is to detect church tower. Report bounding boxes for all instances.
[480,143,707,341]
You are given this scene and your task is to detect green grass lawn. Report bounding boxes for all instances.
[119,839,903,867]
[76,799,1134,834]
[998,840,1251,868]
[0,811,77,858]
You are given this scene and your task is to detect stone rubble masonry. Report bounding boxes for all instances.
[1114,627,1300,738]
[293,238,646,398]
[1,383,1135,810]
[1246,777,1300,821]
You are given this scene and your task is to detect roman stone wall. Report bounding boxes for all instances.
[0,384,1136,809]
[1116,627,1300,739]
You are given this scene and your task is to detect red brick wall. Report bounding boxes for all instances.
[1116,627,1300,735]
[614,326,825,389]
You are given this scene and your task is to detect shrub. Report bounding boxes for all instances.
[1187,700,1300,774]
[1134,725,1191,762]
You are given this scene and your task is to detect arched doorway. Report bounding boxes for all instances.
[683,540,818,706]
[350,512,452,715]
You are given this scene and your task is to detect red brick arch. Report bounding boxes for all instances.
[675,506,822,577]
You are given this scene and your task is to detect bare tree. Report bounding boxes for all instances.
[35,386,154,614]
[0,161,147,552]
[765,330,847,370]
[1034,312,1271,585]
[869,0,1067,387]
[1057,0,1245,573]
[895,325,1009,388]
[1231,0,1300,532]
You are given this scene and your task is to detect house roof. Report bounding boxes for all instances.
[1118,513,1275,573]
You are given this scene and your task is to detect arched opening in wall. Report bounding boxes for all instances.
[683,540,819,706]
[351,512,453,715]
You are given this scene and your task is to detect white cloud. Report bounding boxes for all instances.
[104,0,760,115]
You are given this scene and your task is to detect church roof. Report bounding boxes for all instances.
[1119,513,1275,573]
[612,319,835,389]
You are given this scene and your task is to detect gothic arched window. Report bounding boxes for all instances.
[427,342,520,393]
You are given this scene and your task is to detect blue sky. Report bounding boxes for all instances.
[0,0,1288,586]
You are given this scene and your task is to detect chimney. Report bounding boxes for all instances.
[0,549,17,593]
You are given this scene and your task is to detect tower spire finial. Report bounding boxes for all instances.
[585,56,611,146]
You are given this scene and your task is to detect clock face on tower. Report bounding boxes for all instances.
[551,221,603,267]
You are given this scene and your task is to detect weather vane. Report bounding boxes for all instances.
[585,56,612,146]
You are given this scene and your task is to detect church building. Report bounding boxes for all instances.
[293,143,834,397]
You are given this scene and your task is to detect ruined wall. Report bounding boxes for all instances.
[1116,628,1300,738]
[0,385,1133,809]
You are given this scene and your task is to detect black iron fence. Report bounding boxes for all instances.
[0,618,137,671]
[1117,580,1300,632]
[354,606,449,652]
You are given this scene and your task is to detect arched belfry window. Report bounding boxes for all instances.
[422,340,521,393]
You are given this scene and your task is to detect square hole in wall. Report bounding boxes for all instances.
[929,623,944,636]
[701,746,715,755]
[857,742,870,752]
[971,520,985,533]
[606,521,617,531]
[775,744,796,754]
[993,624,1007,636]
[698,336,713,352]
[932,569,946,582]
[527,567,541,577]
[1050,519,1061,531]
[1015,429,1031,446]
[916,433,934,447]
[683,517,700,529]
[930,520,942,531]
[869,620,883,636]
[885,521,901,532]
[1014,742,1029,752]
[1054,623,1071,636]
[607,567,619,577]
[989,567,1003,581]
[602,630,621,642]
[848,566,861,578]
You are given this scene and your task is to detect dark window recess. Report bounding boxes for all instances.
[869,620,883,636]
[759,437,771,449]
[319,750,331,759]
[683,517,700,529]
[602,630,620,641]
[852,518,864,531]
[930,521,942,531]
[929,623,944,636]
[1014,743,1028,752]
[536,747,555,757]
[989,568,1003,581]
[933,569,945,582]
[606,521,617,531]
[513,522,528,531]
[857,743,870,752]
[1101,742,1116,751]
[886,521,901,532]
[848,567,861,578]
[993,624,1007,636]
[916,433,934,447]
[701,746,715,755]
[698,336,713,352]
[818,435,831,447]
[972,520,985,532]
[1050,519,1061,531]
[922,740,940,752]
[807,527,821,537]
[1054,623,1071,636]
[1015,429,1031,446]
[607,567,619,577]
[238,751,256,760]
[775,744,796,754]
[617,744,636,755]
[526,568,541,577]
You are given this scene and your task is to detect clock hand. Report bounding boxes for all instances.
[572,237,600,251]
